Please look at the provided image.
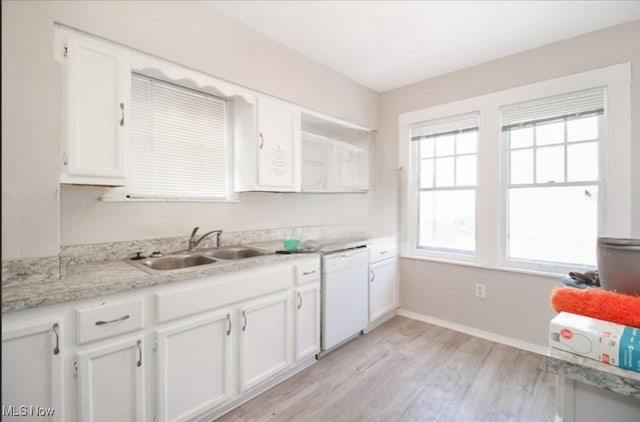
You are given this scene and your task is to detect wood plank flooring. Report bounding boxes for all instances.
[218,316,556,422]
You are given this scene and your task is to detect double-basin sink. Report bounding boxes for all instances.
[127,246,270,273]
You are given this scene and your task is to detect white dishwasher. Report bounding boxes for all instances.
[321,247,369,351]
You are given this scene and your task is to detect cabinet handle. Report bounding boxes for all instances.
[297,292,303,310]
[136,340,142,367]
[370,269,375,282]
[226,313,232,336]
[95,314,130,326]
[242,310,247,332]
[120,102,125,127]
[302,270,316,276]
[52,323,60,355]
[259,132,264,149]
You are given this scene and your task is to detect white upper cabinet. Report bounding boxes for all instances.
[301,113,372,192]
[57,26,373,194]
[235,96,301,192]
[60,30,130,186]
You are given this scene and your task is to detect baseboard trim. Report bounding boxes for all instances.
[397,308,548,355]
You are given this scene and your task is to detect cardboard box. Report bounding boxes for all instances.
[549,311,640,373]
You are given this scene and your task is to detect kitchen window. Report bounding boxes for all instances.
[126,73,232,201]
[398,63,631,275]
[410,112,479,256]
[501,88,605,269]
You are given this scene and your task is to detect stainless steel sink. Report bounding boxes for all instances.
[200,246,268,260]
[126,246,270,273]
[137,253,216,271]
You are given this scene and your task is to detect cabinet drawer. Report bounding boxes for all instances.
[77,299,144,344]
[369,243,397,264]
[295,257,321,285]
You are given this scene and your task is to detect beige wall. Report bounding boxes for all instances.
[377,21,640,347]
[1,1,379,259]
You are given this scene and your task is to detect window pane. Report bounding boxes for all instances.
[508,186,598,266]
[456,155,476,186]
[435,157,454,187]
[536,121,564,146]
[419,190,475,253]
[510,127,533,149]
[420,137,434,159]
[510,149,533,184]
[420,158,434,188]
[536,146,564,183]
[567,142,598,182]
[568,116,598,142]
[456,131,477,154]
[435,134,455,157]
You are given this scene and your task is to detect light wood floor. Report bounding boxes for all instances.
[218,316,556,422]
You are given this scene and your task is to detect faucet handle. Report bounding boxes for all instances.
[190,226,200,238]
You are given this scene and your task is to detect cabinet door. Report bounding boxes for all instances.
[156,310,233,422]
[369,258,398,323]
[2,321,64,422]
[77,335,145,422]
[238,292,291,392]
[256,97,300,190]
[294,283,321,361]
[63,34,129,185]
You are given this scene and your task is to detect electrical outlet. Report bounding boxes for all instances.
[475,283,486,298]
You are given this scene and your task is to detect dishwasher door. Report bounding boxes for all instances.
[322,248,369,351]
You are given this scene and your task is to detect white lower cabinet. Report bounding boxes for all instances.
[369,258,398,323]
[76,335,146,422]
[294,283,321,361]
[238,292,292,393]
[1,318,64,422]
[368,241,398,325]
[156,309,233,422]
[2,257,321,422]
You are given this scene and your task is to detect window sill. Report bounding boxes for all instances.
[400,253,574,279]
[100,193,240,204]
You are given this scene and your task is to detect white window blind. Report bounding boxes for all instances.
[128,73,228,200]
[500,87,605,130]
[411,112,479,140]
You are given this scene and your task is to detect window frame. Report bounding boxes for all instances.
[398,63,631,276]
[410,115,479,260]
[500,111,605,273]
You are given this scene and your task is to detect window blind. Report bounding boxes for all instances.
[410,112,479,141]
[501,87,605,131]
[129,73,228,200]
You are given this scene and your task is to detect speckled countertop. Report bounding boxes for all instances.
[2,252,318,313]
[547,347,640,399]
[2,233,395,314]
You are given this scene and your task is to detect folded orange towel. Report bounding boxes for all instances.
[550,287,640,328]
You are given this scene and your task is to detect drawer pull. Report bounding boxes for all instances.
[95,314,130,326]
[380,250,388,255]
[302,270,316,276]
[136,340,142,367]
[52,323,60,355]
[225,313,232,336]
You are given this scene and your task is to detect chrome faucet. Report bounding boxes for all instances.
[188,227,223,251]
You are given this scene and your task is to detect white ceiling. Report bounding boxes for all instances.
[204,1,640,93]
